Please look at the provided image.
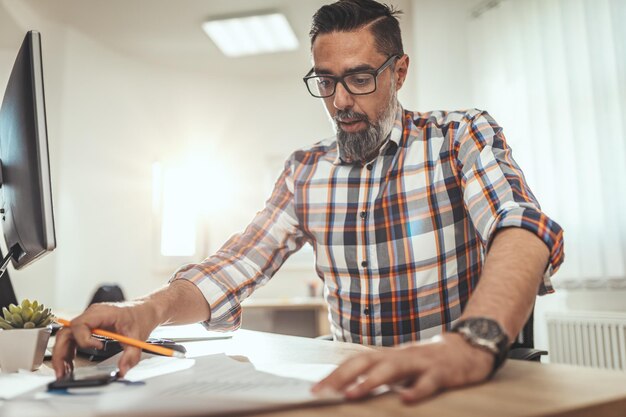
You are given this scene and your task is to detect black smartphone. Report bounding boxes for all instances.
[48,366,118,390]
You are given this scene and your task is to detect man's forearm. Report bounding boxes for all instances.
[140,279,211,328]
[460,227,550,340]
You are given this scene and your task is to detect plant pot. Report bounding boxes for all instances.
[0,326,52,373]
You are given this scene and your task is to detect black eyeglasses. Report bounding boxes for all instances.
[303,55,400,98]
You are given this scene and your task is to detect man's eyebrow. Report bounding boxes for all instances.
[313,63,376,75]
[345,63,376,73]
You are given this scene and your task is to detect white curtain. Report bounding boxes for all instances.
[469,0,626,286]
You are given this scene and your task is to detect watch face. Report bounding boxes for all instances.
[468,319,501,339]
[454,318,510,374]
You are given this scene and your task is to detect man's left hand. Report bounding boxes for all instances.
[312,332,494,403]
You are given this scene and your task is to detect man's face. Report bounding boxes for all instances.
[311,28,408,162]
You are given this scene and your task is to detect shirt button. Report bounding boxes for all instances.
[366,164,373,171]
[363,307,370,315]
[360,211,367,219]
[361,261,368,268]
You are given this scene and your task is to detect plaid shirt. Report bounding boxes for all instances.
[172,105,564,346]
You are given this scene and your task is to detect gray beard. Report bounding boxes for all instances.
[335,94,398,164]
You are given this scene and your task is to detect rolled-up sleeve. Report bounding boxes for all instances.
[453,110,564,294]
[169,156,306,330]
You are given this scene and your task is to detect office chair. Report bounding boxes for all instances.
[316,310,548,362]
[508,310,547,361]
[88,284,126,306]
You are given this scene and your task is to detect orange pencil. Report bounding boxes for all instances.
[57,318,186,358]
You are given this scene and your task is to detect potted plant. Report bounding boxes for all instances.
[0,299,55,373]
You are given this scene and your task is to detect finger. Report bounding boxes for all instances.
[68,321,105,349]
[344,359,426,400]
[398,373,440,403]
[117,346,142,377]
[64,361,74,377]
[312,353,379,393]
[51,328,77,379]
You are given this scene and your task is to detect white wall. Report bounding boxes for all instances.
[0,1,337,311]
[0,0,420,312]
[51,33,342,310]
[411,0,482,110]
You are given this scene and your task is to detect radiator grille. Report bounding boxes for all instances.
[546,311,626,370]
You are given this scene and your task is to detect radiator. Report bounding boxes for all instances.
[546,311,626,370]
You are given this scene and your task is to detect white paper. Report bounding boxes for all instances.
[149,324,233,342]
[0,372,55,399]
[1,354,343,417]
[254,362,338,382]
[95,354,342,417]
[29,364,56,377]
[153,355,311,398]
[99,351,195,382]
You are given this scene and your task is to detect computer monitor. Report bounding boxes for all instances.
[0,31,56,308]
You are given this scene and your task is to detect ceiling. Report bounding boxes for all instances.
[20,0,334,77]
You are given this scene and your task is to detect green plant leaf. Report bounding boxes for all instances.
[8,304,20,314]
[31,311,42,324]
[2,307,11,321]
[21,306,34,322]
[21,299,31,309]
[11,313,24,327]
[31,300,39,310]
[0,316,13,329]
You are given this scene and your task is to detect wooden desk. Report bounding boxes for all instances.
[174,330,626,417]
[62,329,626,417]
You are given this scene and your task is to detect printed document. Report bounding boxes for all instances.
[1,354,341,417]
[96,354,341,416]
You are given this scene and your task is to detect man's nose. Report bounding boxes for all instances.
[333,82,354,111]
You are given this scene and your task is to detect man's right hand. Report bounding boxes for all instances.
[51,279,211,379]
[51,300,161,379]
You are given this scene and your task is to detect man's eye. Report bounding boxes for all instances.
[348,76,373,87]
[317,78,333,88]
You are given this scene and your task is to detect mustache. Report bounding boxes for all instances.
[334,110,370,125]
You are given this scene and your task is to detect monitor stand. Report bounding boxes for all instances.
[0,249,18,309]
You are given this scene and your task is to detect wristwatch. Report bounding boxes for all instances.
[450,317,510,377]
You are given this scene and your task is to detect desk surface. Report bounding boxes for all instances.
[129,329,626,417]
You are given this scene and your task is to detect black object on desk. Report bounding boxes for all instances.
[48,366,118,390]
[77,335,186,361]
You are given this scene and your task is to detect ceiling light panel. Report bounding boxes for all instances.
[202,13,299,57]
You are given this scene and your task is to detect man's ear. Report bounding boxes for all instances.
[395,54,410,90]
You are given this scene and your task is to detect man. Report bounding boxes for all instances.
[53,0,564,403]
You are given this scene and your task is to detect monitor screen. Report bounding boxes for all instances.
[0,30,56,278]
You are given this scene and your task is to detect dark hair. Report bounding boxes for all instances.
[309,0,404,57]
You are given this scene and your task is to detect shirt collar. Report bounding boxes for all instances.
[333,103,404,166]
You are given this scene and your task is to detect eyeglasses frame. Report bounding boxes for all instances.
[303,54,401,98]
